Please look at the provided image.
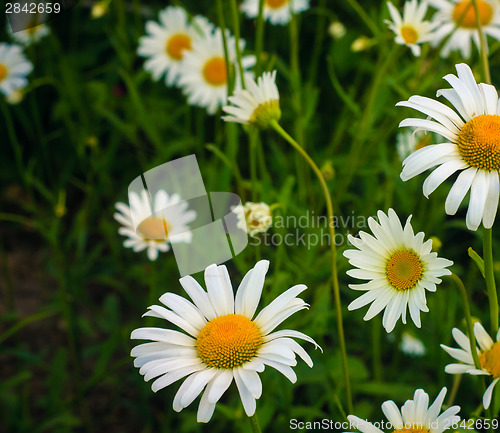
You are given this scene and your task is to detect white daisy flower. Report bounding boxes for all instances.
[386,0,440,56]
[429,0,500,58]
[441,322,500,409]
[130,260,319,422]
[137,6,213,86]
[240,0,310,25]
[0,43,32,98]
[400,331,426,356]
[398,63,500,231]
[344,208,453,333]
[348,387,460,433]
[232,202,273,236]
[222,70,280,128]
[178,28,255,115]
[114,189,196,261]
[8,23,50,46]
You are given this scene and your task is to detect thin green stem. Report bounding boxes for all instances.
[372,319,383,381]
[483,228,498,334]
[472,0,491,84]
[216,0,234,95]
[250,129,259,201]
[255,0,266,76]
[229,0,246,88]
[450,271,496,430]
[270,120,353,413]
[448,273,481,369]
[249,413,262,433]
[346,0,380,36]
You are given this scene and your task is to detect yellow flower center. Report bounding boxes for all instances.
[453,0,493,28]
[265,0,288,9]
[480,341,500,378]
[166,33,192,60]
[0,63,8,82]
[386,250,423,291]
[401,25,418,44]
[196,314,263,369]
[203,57,227,86]
[393,427,430,433]
[457,114,500,171]
[136,216,170,241]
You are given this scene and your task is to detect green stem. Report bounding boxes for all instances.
[270,120,353,413]
[255,0,266,76]
[372,319,382,381]
[249,413,262,433]
[448,273,481,369]
[250,129,259,201]
[229,0,246,88]
[483,228,498,334]
[472,0,491,84]
[215,0,234,95]
[346,0,379,36]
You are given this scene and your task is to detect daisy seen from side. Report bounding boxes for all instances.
[348,387,460,433]
[114,189,196,261]
[386,0,440,56]
[137,6,213,86]
[441,322,500,409]
[344,208,453,333]
[398,63,500,231]
[240,0,310,25]
[130,260,320,422]
[222,70,281,129]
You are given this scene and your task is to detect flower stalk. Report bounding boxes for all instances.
[270,119,353,413]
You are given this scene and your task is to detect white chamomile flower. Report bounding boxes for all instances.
[8,23,50,46]
[429,0,500,58]
[344,209,453,333]
[232,202,273,236]
[441,322,500,409]
[398,63,500,231]
[348,387,460,433]
[222,70,280,129]
[138,6,213,86]
[400,331,426,356]
[0,43,32,98]
[240,0,310,25]
[114,189,196,261]
[131,260,320,422]
[178,28,255,115]
[386,0,440,56]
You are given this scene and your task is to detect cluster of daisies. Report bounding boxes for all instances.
[137,2,308,114]
[115,0,500,428]
[0,19,49,102]
[387,0,500,58]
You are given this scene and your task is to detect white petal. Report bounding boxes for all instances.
[235,260,269,319]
